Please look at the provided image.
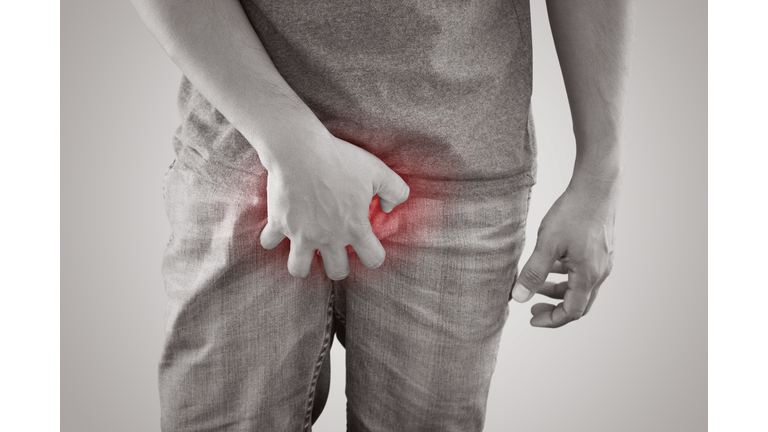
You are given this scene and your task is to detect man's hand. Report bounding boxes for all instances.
[259,130,410,280]
[129,0,410,280]
[511,180,617,328]
[513,0,635,327]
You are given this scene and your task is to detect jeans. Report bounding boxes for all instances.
[159,138,534,431]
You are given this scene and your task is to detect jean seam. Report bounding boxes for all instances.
[510,187,534,301]
[162,159,177,248]
[303,288,335,431]
[332,309,346,325]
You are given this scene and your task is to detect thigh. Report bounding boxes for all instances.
[159,156,333,432]
[339,177,532,432]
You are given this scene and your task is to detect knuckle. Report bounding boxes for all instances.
[349,221,371,238]
[266,217,285,233]
[584,261,602,276]
[521,266,547,286]
[579,263,602,285]
[567,311,582,322]
[563,305,583,321]
[605,257,615,276]
[313,228,338,247]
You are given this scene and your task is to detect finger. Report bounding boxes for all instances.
[287,241,315,278]
[529,265,598,327]
[550,260,568,274]
[531,302,555,316]
[530,288,590,328]
[535,281,569,300]
[318,246,351,281]
[530,302,567,328]
[583,262,610,315]
[584,286,601,316]
[260,220,286,249]
[350,231,386,270]
[567,266,599,294]
[374,167,410,213]
[512,241,558,303]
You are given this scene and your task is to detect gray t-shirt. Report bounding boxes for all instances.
[173,0,536,190]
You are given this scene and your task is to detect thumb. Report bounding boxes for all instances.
[512,241,558,303]
[374,166,410,213]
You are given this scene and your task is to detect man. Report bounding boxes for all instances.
[132,0,634,430]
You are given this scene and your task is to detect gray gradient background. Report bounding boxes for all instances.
[62,1,706,431]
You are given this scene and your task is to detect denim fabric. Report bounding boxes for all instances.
[160,149,533,431]
[160,156,334,431]
[160,0,536,429]
[335,178,533,431]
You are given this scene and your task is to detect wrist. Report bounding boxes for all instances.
[568,160,623,206]
[244,105,331,173]
[571,134,624,189]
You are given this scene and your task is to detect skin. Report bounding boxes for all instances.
[131,0,635,327]
[131,0,409,281]
[511,0,635,328]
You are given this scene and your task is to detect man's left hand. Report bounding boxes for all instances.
[511,181,618,328]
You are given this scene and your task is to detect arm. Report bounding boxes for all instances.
[511,0,635,327]
[131,0,409,279]
[131,0,316,167]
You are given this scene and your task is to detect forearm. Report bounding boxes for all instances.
[130,0,324,171]
[546,0,635,189]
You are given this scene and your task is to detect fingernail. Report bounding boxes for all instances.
[512,283,532,303]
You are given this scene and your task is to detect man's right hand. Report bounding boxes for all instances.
[130,0,409,280]
[259,129,410,280]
